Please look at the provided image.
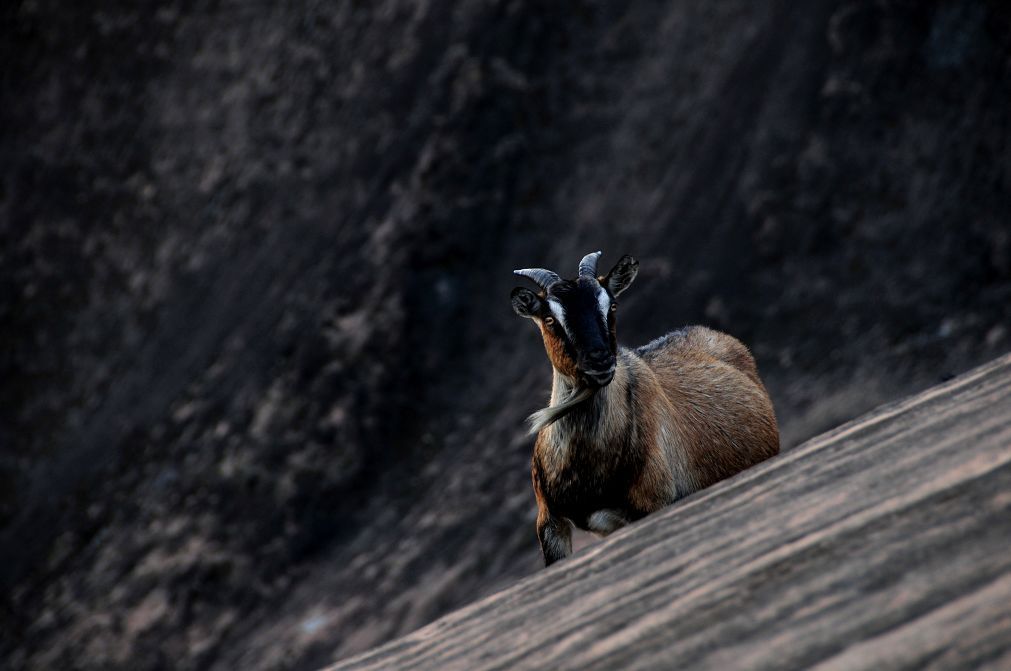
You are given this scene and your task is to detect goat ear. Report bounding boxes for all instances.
[603,255,639,296]
[511,287,543,318]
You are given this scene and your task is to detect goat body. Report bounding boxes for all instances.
[531,326,779,565]
[513,253,779,566]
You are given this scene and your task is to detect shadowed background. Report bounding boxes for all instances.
[1,1,1009,669]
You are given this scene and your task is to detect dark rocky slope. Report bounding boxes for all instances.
[2,1,1009,669]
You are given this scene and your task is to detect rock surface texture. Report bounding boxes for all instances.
[2,1,1010,669]
[330,353,1011,670]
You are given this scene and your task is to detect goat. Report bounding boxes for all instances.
[511,251,779,565]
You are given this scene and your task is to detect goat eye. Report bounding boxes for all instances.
[611,303,618,312]
[544,316,555,325]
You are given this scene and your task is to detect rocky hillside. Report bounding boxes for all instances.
[330,354,1011,670]
[2,1,1010,669]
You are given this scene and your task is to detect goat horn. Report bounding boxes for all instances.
[513,268,561,290]
[578,250,602,278]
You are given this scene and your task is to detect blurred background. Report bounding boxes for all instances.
[1,1,1009,669]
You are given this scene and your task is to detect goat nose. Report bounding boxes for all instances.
[583,362,615,387]
[582,351,615,387]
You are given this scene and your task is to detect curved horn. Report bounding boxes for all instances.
[578,250,602,278]
[513,268,561,290]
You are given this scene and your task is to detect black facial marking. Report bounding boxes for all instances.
[549,280,611,351]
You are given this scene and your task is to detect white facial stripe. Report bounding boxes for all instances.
[547,299,570,336]
[596,287,611,322]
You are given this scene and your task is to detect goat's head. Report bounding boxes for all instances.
[512,251,639,389]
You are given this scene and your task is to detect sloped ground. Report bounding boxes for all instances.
[1,2,1010,669]
[331,353,1011,671]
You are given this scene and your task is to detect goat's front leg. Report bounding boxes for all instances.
[536,508,572,566]
[532,465,571,566]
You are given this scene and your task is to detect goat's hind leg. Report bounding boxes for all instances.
[586,509,629,537]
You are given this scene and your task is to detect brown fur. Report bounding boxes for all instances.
[539,319,580,380]
[641,327,778,489]
[531,325,779,566]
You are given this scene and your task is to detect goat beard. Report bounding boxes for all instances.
[526,384,596,435]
